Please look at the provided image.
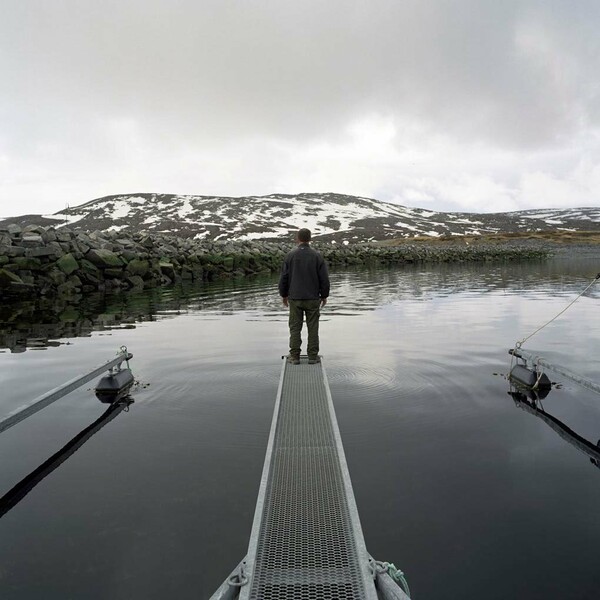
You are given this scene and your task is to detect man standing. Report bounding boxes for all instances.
[279,228,330,365]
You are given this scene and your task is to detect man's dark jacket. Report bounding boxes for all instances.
[278,243,330,300]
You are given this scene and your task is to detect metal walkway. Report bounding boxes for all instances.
[240,357,377,599]
[211,357,410,599]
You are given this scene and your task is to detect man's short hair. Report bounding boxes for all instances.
[297,228,311,242]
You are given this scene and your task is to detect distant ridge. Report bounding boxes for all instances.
[1,192,599,243]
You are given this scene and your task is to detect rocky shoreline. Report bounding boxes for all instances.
[0,224,552,299]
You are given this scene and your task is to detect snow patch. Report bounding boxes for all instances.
[45,212,86,225]
[239,227,290,240]
[397,222,419,231]
[177,198,196,218]
[106,200,132,219]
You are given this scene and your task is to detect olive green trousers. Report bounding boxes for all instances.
[288,299,321,359]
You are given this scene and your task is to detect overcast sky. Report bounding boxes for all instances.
[1,0,599,217]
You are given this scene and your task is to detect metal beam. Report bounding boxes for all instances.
[0,351,133,434]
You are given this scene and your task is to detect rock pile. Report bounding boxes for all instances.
[0,224,551,299]
[0,224,288,298]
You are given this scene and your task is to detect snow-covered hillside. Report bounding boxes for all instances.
[2,192,600,242]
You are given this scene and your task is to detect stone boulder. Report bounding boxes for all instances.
[5,246,26,257]
[103,268,124,279]
[126,259,150,277]
[13,257,42,271]
[26,246,59,258]
[6,224,22,235]
[126,275,144,288]
[56,253,79,275]
[159,261,176,280]
[222,256,234,271]
[86,248,124,269]
[0,268,24,287]
[56,230,73,243]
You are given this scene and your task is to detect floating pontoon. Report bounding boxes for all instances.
[509,347,600,395]
[0,347,133,434]
[0,347,135,517]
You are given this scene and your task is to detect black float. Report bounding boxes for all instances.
[95,369,135,403]
[509,363,551,390]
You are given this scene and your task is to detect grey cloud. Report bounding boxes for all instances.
[1,1,599,215]
[3,1,599,145]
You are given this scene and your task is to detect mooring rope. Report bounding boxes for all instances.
[515,273,600,351]
[371,560,411,597]
[509,273,600,380]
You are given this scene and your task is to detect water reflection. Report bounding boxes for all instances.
[1,255,600,599]
[0,275,273,352]
[0,399,133,519]
[509,390,600,471]
[2,257,598,353]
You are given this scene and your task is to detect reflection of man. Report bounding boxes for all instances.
[279,228,330,365]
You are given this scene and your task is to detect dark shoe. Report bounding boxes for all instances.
[287,355,300,365]
[308,356,320,364]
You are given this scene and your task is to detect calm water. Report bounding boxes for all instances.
[1,257,600,599]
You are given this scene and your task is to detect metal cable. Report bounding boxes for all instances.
[515,273,599,351]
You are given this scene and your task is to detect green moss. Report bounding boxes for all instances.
[56,253,79,275]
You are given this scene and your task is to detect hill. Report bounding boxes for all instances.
[1,192,599,243]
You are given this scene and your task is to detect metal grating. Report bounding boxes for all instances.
[240,357,377,600]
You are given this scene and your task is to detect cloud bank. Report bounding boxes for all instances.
[1,0,599,217]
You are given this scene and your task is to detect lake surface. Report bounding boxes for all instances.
[1,256,600,599]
